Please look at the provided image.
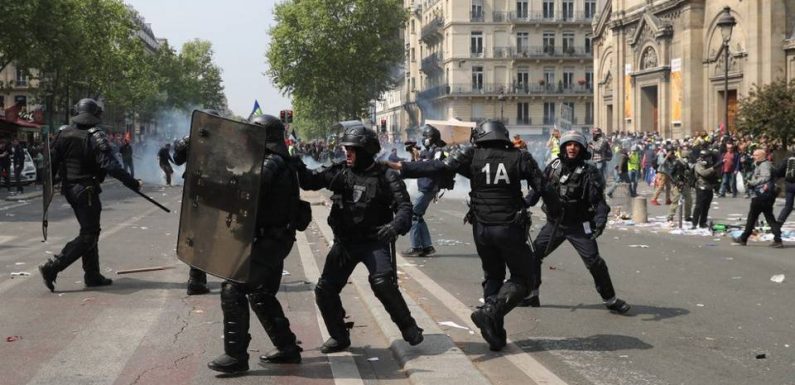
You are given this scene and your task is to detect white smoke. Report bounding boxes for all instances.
[128,108,194,187]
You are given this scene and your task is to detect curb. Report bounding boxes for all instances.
[304,191,492,385]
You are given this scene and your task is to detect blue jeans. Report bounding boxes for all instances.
[719,172,736,197]
[409,190,435,249]
[628,170,639,197]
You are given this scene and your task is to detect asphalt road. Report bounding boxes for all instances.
[1,181,793,385]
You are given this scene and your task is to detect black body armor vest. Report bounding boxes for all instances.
[548,159,595,223]
[329,164,394,240]
[468,148,524,224]
[56,127,103,184]
[257,154,299,229]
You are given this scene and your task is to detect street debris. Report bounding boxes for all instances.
[14,262,25,265]
[436,239,463,246]
[10,272,30,277]
[6,336,22,342]
[696,304,705,307]
[367,357,380,362]
[770,274,785,284]
[282,270,290,276]
[755,353,767,359]
[438,321,471,331]
[628,244,650,248]
[116,266,174,275]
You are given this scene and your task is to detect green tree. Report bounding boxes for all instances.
[180,39,228,111]
[267,0,406,135]
[736,79,795,146]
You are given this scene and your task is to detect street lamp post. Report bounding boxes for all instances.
[717,6,736,133]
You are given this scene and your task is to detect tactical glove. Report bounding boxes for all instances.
[376,224,398,243]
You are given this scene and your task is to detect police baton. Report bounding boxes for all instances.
[134,189,171,213]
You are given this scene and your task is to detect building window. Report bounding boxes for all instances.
[472,66,484,90]
[544,102,556,124]
[15,68,27,87]
[562,0,574,20]
[411,47,415,62]
[562,32,574,54]
[544,68,555,89]
[517,102,530,124]
[585,71,593,89]
[411,20,415,34]
[585,36,592,54]
[543,32,555,54]
[585,0,596,19]
[516,32,529,54]
[563,69,574,89]
[471,0,483,21]
[516,67,529,92]
[543,0,554,19]
[0,95,4,109]
[411,77,416,91]
[15,95,27,109]
[585,102,594,124]
[471,32,484,57]
[516,0,528,18]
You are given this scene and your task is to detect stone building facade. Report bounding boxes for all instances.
[389,0,598,141]
[593,0,795,138]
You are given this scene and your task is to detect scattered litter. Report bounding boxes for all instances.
[10,272,30,277]
[81,297,95,304]
[770,274,785,284]
[549,265,558,270]
[755,353,767,359]
[45,251,52,254]
[731,276,742,280]
[367,357,380,362]
[469,330,475,335]
[140,226,148,230]
[6,336,21,342]
[696,304,705,307]
[193,309,204,314]
[786,344,790,348]
[613,237,620,240]
[282,270,290,276]
[478,298,485,304]
[398,263,418,267]
[628,244,649,248]
[705,337,715,341]
[619,354,629,358]
[14,262,25,266]
[438,321,470,331]
[436,239,463,246]
[712,238,721,242]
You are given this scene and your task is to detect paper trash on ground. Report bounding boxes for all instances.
[438,321,471,330]
[770,274,785,283]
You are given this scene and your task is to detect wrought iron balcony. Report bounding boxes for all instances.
[420,17,444,44]
[509,11,592,23]
[471,10,484,22]
[420,53,443,74]
[512,45,590,59]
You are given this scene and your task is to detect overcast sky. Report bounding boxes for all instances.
[125,0,291,117]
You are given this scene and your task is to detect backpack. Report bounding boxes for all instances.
[785,157,795,183]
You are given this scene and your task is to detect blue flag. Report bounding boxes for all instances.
[248,100,263,120]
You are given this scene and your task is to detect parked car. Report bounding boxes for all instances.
[2,149,37,186]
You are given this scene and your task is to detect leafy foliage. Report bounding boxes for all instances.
[267,0,406,138]
[736,79,795,146]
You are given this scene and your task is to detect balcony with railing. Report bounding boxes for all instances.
[512,45,591,59]
[470,10,484,22]
[493,11,510,22]
[509,10,592,23]
[543,117,556,125]
[420,17,444,43]
[420,53,444,74]
[415,82,593,101]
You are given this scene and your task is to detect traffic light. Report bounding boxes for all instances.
[279,110,286,122]
[286,110,293,123]
[380,119,386,132]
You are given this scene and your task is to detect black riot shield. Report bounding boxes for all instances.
[42,126,55,241]
[176,111,267,283]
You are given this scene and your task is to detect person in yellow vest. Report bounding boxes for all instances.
[547,128,560,162]
[627,145,641,197]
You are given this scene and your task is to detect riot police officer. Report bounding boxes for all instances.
[385,119,559,351]
[403,124,448,257]
[208,115,305,373]
[38,98,141,291]
[296,121,423,354]
[522,130,630,314]
[172,135,210,295]
[692,150,719,229]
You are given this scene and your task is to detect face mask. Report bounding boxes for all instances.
[423,138,432,147]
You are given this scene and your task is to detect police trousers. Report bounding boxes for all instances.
[472,222,535,301]
[54,184,104,276]
[532,221,616,301]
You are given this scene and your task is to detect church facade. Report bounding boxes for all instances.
[592,0,795,138]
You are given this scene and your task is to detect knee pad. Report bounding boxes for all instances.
[314,279,342,301]
[369,272,397,295]
[249,291,279,313]
[221,282,248,312]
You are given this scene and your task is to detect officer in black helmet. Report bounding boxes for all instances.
[403,124,448,257]
[520,130,630,314]
[295,121,423,354]
[208,114,305,373]
[38,98,141,292]
[385,119,559,351]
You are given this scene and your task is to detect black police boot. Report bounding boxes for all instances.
[470,300,505,351]
[517,294,540,308]
[316,281,351,353]
[82,247,112,287]
[187,268,210,295]
[208,283,251,373]
[38,258,61,292]
[250,292,302,364]
[370,273,424,346]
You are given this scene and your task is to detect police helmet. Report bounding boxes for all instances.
[251,114,289,156]
[71,98,103,126]
[420,124,445,147]
[337,121,380,156]
[470,119,511,145]
[559,130,591,160]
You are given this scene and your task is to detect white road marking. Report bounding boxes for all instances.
[296,230,365,385]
